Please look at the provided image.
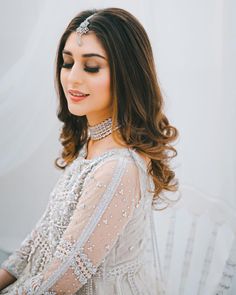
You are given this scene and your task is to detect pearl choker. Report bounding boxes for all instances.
[88,117,120,141]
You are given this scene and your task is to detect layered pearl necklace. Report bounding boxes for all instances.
[88,117,120,141]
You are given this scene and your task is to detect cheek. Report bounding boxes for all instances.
[90,73,110,104]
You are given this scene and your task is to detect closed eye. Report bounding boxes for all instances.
[84,66,100,73]
[61,63,100,73]
[61,63,73,69]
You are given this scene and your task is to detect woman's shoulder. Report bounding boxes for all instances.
[79,137,150,173]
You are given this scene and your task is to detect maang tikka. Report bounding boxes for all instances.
[76,13,97,46]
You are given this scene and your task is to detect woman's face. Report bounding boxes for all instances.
[60,31,112,125]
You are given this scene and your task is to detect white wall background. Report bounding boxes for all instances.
[0,0,235,292]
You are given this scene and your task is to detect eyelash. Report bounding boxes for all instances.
[61,63,100,73]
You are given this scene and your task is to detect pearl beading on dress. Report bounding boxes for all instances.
[95,258,143,279]
[55,238,97,285]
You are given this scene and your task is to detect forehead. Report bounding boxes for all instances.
[63,31,107,57]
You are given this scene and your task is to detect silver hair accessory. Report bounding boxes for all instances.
[76,13,96,46]
[88,117,121,141]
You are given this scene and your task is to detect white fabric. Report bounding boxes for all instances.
[0,146,162,294]
[0,0,59,176]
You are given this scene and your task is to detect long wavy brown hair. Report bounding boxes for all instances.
[54,7,179,208]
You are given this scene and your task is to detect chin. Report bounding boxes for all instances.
[67,105,87,117]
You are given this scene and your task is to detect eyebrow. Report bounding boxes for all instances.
[62,50,106,60]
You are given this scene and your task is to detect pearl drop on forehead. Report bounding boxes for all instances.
[76,13,97,46]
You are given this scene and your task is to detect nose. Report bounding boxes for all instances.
[68,63,84,85]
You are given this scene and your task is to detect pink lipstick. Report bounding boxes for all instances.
[68,89,89,102]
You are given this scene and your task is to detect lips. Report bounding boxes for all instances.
[68,89,89,102]
[68,89,89,97]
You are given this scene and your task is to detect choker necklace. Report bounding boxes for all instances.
[88,117,120,140]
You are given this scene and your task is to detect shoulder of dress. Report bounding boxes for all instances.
[97,148,147,170]
[91,148,149,176]
[73,147,149,180]
[126,149,148,174]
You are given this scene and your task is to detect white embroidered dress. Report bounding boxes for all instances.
[0,142,163,295]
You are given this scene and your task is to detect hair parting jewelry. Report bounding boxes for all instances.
[76,13,97,46]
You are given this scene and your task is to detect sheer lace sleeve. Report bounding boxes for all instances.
[17,156,141,294]
[1,204,49,279]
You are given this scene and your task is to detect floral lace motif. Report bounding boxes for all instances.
[55,238,97,285]
[16,273,44,294]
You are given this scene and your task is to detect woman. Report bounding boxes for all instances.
[0,7,179,294]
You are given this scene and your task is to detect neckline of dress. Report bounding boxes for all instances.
[78,138,149,173]
[79,139,130,162]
